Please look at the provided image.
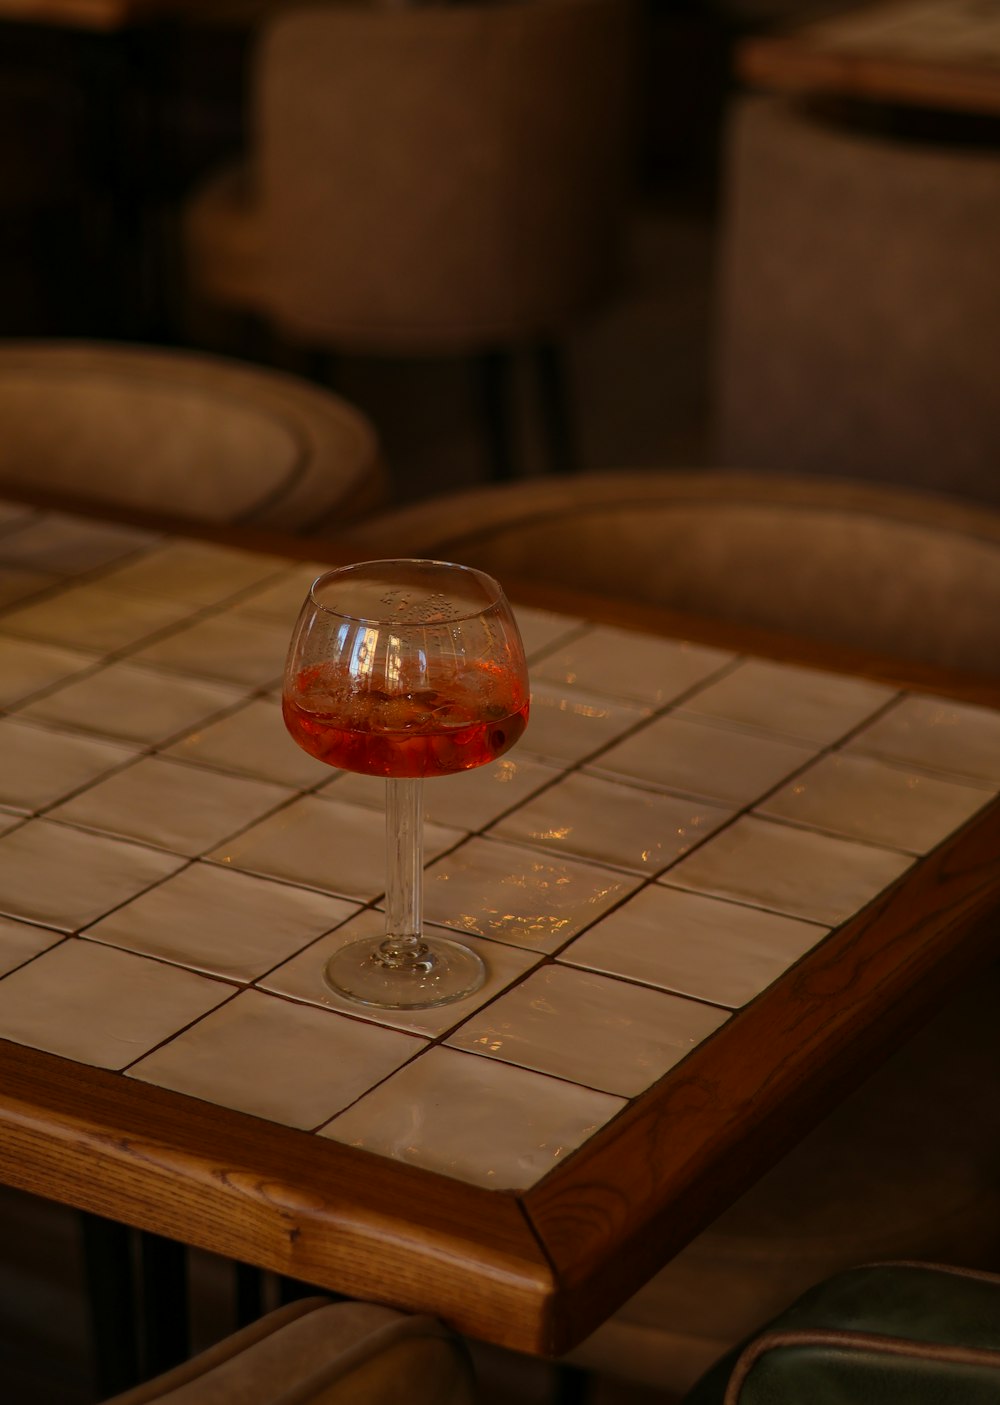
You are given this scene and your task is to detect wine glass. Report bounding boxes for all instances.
[282,558,529,1009]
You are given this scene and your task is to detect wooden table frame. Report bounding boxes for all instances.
[1,498,999,1357]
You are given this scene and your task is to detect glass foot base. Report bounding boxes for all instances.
[323,934,486,1010]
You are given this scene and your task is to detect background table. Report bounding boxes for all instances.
[737,0,1000,116]
[0,495,998,1356]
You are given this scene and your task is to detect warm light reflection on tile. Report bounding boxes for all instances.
[492,771,733,874]
[532,624,733,706]
[668,815,913,926]
[845,694,1000,786]
[422,837,641,951]
[517,677,650,765]
[446,962,728,1095]
[759,751,994,854]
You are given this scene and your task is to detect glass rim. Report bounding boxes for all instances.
[307,558,508,626]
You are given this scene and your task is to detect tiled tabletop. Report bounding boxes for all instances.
[1,498,999,1352]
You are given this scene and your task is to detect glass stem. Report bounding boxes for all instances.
[381,777,426,966]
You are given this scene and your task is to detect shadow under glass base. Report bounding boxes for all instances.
[323,934,487,1010]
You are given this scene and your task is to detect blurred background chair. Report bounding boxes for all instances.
[340,468,1000,675]
[182,0,639,483]
[102,1294,476,1405]
[712,93,1000,506]
[681,1261,1000,1405]
[340,468,1000,1399]
[0,339,386,533]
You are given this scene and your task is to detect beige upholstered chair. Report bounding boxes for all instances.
[341,469,1000,1396]
[0,340,386,533]
[103,1296,476,1405]
[341,469,1000,675]
[712,94,1000,506]
[182,0,638,478]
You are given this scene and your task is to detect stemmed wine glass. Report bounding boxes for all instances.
[282,558,529,1009]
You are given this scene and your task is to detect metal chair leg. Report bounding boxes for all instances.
[552,1361,593,1405]
[535,340,577,475]
[139,1230,189,1377]
[478,349,518,481]
[79,1212,140,1397]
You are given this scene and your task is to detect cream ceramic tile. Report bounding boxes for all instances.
[492,771,733,875]
[561,884,828,1008]
[209,794,464,900]
[845,694,1000,787]
[324,753,561,831]
[516,679,650,765]
[0,565,56,608]
[0,718,138,812]
[231,562,333,626]
[0,936,230,1069]
[96,541,287,607]
[511,605,582,660]
[0,820,184,930]
[320,1044,625,1190]
[19,662,245,745]
[261,908,541,1036]
[447,962,728,1097]
[679,658,897,744]
[591,714,817,806]
[759,752,995,855]
[129,988,421,1128]
[0,582,196,653]
[0,513,156,575]
[0,636,98,708]
[532,624,733,706]
[129,613,291,688]
[85,862,360,982]
[51,756,291,857]
[165,697,331,789]
[667,815,914,926]
[0,915,63,977]
[422,836,641,952]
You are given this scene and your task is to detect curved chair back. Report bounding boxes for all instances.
[682,1262,1000,1405]
[713,95,1000,506]
[252,0,638,352]
[104,1296,475,1405]
[341,470,1000,676]
[0,341,385,533]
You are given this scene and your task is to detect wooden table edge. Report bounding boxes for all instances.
[0,1040,560,1351]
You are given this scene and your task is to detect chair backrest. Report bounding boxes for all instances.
[104,1296,476,1405]
[0,341,385,532]
[252,0,639,352]
[713,95,1000,506]
[682,1261,1000,1405]
[339,470,1000,676]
